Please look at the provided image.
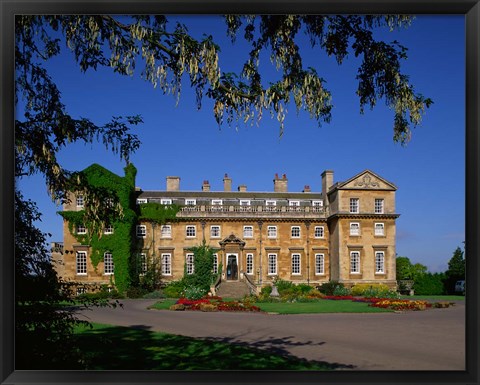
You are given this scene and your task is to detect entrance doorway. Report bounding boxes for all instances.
[226,254,238,280]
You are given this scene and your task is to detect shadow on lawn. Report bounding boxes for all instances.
[75,324,355,370]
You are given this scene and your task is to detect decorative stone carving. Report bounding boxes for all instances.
[354,174,380,188]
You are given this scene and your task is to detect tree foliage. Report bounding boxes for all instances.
[15,190,89,368]
[182,242,218,292]
[396,256,427,281]
[444,246,465,294]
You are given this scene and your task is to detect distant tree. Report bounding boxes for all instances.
[413,272,446,295]
[396,256,414,280]
[444,246,466,294]
[396,256,427,281]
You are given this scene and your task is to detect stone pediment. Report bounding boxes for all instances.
[337,170,397,191]
[219,233,246,247]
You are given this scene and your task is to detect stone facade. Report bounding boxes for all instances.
[54,167,399,292]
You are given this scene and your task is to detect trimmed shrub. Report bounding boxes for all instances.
[182,286,208,300]
[351,283,390,296]
[163,281,184,298]
[333,286,351,296]
[414,273,446,295]
[317,281,344,295]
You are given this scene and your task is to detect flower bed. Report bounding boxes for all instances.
[324,295,432,311]
[369,299,431,311]
[174,296,262,312]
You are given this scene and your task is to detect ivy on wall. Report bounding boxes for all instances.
[139,203,180,224]
[59,163,180,294]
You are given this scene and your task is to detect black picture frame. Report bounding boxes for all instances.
[1,1,478,384]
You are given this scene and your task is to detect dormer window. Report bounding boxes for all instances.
[312,200,323,212]
[289,201,300,211]
[136,198,147,204]
[265,200,277,211]
[161,198,172,205]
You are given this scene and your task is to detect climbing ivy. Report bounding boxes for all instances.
[182,241,219,292]
[59,163,183,294]
[139,203,180,224]
[59,163,138,293]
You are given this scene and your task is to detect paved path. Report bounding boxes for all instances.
[78,299,465,370]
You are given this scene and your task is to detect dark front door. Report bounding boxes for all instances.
[226,254,238,280]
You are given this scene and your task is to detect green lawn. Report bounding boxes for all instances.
[255,300,391,314]
[400,295,464,301]
[73,323,340,370]
[150,298,392,314]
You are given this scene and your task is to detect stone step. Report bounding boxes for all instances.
[215,281,251,299]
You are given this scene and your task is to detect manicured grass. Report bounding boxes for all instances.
[74,323,339,370]
[149,299,177,310]
[400,295,464,301]
[255,300,392,314]
[150,298,391,314]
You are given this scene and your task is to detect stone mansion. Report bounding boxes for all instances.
[53,164,399,293]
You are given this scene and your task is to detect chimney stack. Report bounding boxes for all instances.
[274,173,288,193]
[321,170,334,196]
[166,176,180,192]
[202,180,211,192]
[223,173,232,192]
[303,185,311,193]
[238,185,247,192]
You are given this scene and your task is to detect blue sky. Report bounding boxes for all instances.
[17,15,465,273]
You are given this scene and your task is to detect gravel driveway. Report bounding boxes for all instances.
[78,299,465,370]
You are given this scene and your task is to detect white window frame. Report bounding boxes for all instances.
[186,225,196,238]
[211,199,223,211]
[210,225,221,238]
[104,224,114,235]
[161,198,172,205]
[291,226,301,238]
[136,198,147,204]
[104,252,114,275]
[267,226,277,239]
[291,253,301,275]
[76,251,87,275]
[312,200,323,212]
[185,198,197,206]
[375,251,385,274]
[213,253,218,274]
[315,254,325,275]
[76,224,87,235]
[246,253,254,275]
[314,226,324,238]
[136,225,146,238]
[350,222,360,236]
[375,198,385,214]
[350,251,361,274]
[374,223,385,236]
[139,253,147,275]
[239,200,251,211]
[243,225,254,238]
[161,253,172,276]
[186,253,195,275]
[350,198,359,214]
[267,253,277,275]
[289,200,300,211]
[265,200,277,211]
[76,195,84,208]
[161,225,172,238]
